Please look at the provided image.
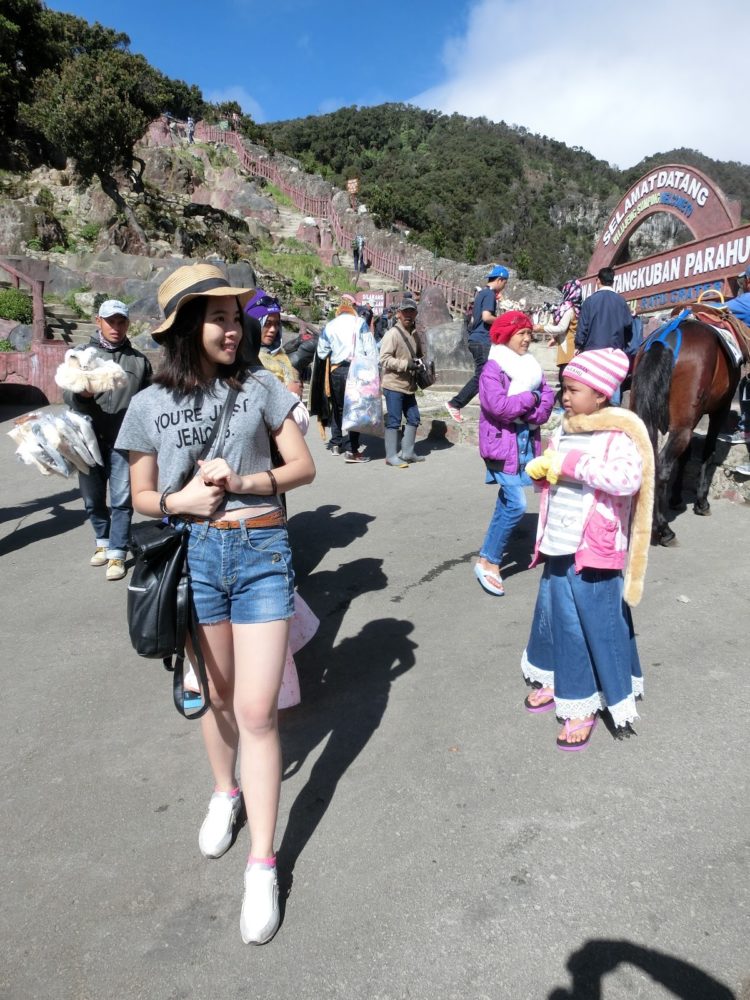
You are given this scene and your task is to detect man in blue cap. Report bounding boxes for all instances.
[446,264,509,422]
[721,266,750,446]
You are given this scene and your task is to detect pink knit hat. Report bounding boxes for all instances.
[563,348,629,399]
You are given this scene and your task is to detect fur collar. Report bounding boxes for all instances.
[563,407,655,607]
[488,344,543,394]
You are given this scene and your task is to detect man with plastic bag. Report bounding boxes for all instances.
[378,298,427,468]
[315,294,377,463]
[63,299,151,580]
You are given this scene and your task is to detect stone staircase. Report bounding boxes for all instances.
[271,204,398,296]
[44,302,96,345]
[0,274,96,346]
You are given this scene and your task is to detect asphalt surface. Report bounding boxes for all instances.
[1,402,748,1000]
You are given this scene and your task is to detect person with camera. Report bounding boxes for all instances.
[378,298,427,467]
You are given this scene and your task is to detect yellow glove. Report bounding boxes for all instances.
[526,449,564,484]
[544,448,564,485]
[525,454,551,480]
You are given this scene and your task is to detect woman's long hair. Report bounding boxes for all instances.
[153,297,258,396]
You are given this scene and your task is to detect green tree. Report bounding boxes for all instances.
[515,249,531,280]
[0,1,129,142]
[21,49,166,243]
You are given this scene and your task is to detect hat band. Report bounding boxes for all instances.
[163,277,234,320]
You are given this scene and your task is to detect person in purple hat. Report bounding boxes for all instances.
[244,290,302,399]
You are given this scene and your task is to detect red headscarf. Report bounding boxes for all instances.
[489,310,532,345]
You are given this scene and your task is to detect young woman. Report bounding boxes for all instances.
[474,311,555,595]
[116,263,315,944]
[533,278,583,389]
[522,348,654,750]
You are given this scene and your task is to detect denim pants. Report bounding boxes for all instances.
[524,555,643,727]
[449,340,489,409]
[479,473,527,565]
[383,388,420,430]
[329,363,359,453]
[183,519,294,625]
[78,444,132,558]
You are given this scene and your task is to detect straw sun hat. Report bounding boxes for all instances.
[152,263,255,342]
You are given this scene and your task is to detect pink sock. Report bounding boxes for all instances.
[215,785,240,798]
[247,854,276,869]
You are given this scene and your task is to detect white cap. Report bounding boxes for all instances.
[98,299,129,319]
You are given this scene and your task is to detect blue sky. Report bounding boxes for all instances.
[43,0,466,123]
[44,0,745,170]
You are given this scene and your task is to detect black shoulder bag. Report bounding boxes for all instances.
[127,388,238,719]
[396,329,437,389]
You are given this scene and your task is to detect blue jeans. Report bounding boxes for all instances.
[524,555,643,726]
[383,388,420,430]
[479,473,527,565]
[78,445,132,559]
[449,339,489,409]
[182,519,294,625]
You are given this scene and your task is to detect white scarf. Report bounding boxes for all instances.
[488,344,542,396]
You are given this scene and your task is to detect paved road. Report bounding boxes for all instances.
[1,403,748,1000]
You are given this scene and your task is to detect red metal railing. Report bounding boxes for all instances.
[195,124,474,311]
[0,259,46,341]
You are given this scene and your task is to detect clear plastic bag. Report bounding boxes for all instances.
[342,352,383,433]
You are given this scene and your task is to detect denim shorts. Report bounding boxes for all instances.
[180,519,295,625]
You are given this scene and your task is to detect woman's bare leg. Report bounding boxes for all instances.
[197,621,239,791]
[233,620,290,858]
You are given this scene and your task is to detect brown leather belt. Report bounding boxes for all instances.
[183,508,285,530]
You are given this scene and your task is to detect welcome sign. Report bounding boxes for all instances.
[584,164,747,314]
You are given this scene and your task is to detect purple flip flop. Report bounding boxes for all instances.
[524,688,556,714]
[556,715,598,751]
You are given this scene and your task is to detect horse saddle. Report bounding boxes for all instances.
[645,306,749,368]
[642,309,690,365]
[688,304,750,365]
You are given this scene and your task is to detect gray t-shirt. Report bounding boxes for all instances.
[116,370,297,511]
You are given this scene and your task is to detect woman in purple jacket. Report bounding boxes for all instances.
[474,311,555,596]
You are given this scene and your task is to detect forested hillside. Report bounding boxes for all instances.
[266,105,750,286]
[3,4,749,289]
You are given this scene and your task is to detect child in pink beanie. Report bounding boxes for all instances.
[521,348,655,751]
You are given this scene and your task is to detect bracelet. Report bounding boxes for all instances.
[159,488,173,516]
[265,469,278,496]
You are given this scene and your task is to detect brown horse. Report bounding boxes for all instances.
[629,314,743,545]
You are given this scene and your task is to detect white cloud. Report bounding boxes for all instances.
[317,97,344,115]
[203,85,264,123]
[411,0,746,169]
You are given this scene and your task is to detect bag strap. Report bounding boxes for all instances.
[397,328,416,359]
[193,386,238,472]
[159,539,210,720]
[163,386,238,720]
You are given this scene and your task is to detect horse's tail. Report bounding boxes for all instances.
[630,342,673,442]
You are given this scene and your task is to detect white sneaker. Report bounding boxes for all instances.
[105,558,126,581]
[240,865,280,945]
[198,791,242,859]
[90,547,108,567]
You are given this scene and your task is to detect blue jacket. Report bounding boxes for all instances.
[727,292,750,327]
[575,287,633,352]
